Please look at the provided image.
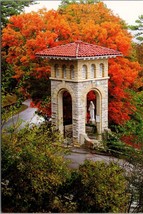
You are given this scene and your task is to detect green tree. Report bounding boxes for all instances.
[77,160,129,213]
[1,0,35,28]
[56,160,129,213]
[120,91,143,146]
[1,0,36,118]
[104,88,143,212]
[129,15,143,43]
[118,90,143,212]
[60,0,100,6]
[2,123,70,213]
[129,15,143,79]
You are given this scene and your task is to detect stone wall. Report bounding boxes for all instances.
[51,78,108,144]
[50,58,109,144]
[50,58,108,81]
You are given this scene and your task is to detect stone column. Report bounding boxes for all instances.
[51,80,58,129]
[72,83,86,144]
[101,79,108,131]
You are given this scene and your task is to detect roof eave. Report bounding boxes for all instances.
[36,54,122,60]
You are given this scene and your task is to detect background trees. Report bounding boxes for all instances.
[1,0,35,28]
[2,2,141,125]
[129,15,143,43]
[2,9,71,114]
[129,15,143,92]
[59,2,141,124]
[1,2,143,212]
[1,0,36,122]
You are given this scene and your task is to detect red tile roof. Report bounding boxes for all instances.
[36,40,122,59]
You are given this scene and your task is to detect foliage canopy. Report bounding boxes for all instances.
[2,2,141,125]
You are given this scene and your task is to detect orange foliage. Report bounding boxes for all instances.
[30,101,51,117]
[121,136,141,149]
[2,2,141,124]
[61,2,132,56]
[2,10,71,79]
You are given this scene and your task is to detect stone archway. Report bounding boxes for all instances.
[57,88,73,138]
[85,89,102,139]
[51,81,75,133]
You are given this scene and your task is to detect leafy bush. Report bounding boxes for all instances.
[57,160,129,213]
[2,123,70,213]
[104,131,135,158]
[78,160,129,212]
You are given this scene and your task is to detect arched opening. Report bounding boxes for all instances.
[62,64,66,78]
[99,63,104,77]
[82,64,87,79]
[63,91,72,138]
[58,89,72,139]
[54,64,59,78]
[91,64,96,78]
[86,89,101,139]
[70,65,75,79]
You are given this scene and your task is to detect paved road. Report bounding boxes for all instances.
[65,147,129,169]
[2,100,130,170]
[2,99,45,130]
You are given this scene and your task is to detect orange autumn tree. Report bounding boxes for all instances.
[2,9,71,78]
[2,9,72,116]
[2,2,141,124]
[59,2,141,124]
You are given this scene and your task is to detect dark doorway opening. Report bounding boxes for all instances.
[86,90,97,138]
[63,91,72,138]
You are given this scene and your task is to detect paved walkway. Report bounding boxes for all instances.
[65,147,129,169]
[2,100,45,130]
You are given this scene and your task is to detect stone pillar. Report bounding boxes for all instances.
[101,79,108,131]
[51,80,58,129]
[72,83,86,144]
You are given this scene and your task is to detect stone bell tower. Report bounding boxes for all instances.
[36,41,122,144]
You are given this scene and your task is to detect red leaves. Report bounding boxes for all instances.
[109,101,131,124]
[121,136,141,149]
[108,57,141,124]
[30,100,51,117]
[34,66,51,79]
[87,90,96,101]
[2,3,142,125]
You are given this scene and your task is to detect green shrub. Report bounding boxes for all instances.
[104,131,135,158]
[57,160,129,213]
[2,124,70,213]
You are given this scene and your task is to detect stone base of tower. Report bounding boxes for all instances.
[78,133,104,150]
[72,138,81,147]
[51,73,109,147]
